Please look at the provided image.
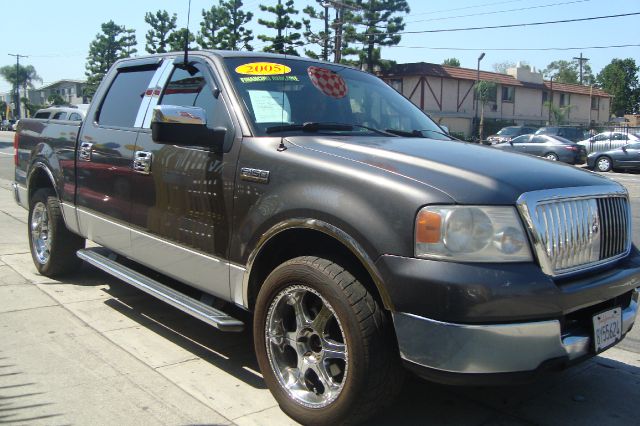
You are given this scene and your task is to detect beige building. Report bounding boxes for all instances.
[28,79,88,106]
[381,62,611,137]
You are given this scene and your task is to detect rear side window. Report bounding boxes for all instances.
[98,67,156,128]
[34,111,50,119]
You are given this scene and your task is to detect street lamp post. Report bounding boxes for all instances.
[474,52,485,141]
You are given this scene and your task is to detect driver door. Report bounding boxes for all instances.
[129,59,238,300]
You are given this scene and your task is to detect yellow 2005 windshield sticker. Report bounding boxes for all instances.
[235,62,291,75]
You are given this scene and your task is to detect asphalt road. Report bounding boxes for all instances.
[1,131,639,425]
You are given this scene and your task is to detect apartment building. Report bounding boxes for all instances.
[381,62,611,137]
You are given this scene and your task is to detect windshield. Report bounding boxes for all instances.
[224,57,447,139]
[497,127,520,136]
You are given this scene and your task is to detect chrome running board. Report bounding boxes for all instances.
[77,248,244,332]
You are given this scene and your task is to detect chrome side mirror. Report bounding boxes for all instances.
[152,105,207,126]
[151,105,225,152]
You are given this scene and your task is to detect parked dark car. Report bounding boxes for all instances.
[535,126,588,142]
[587,142,640,172]
[494,134,587,164]
[485,125,537,144]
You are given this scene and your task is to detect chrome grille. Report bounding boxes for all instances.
[518,186,631,277]
[597,197,629,259]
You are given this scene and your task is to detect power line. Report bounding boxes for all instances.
[397,11,640,35]
[408,0,528,17]
[404,0,592,24]
[382,43,640,51]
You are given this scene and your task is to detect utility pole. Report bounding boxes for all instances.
[573,52,589,85]
[327,1,359,63]
[8,53,28,119]
[320,1,330,61]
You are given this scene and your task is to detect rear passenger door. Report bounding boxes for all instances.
[76,59,162,257]
[129,58,238,300]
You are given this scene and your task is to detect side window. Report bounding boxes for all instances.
[98,67,157,128]
[52,112,67,120]
[511,135,529,144]
[68,113,82,121]
[160,64,234,149]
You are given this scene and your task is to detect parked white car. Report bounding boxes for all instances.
[578,131,640,154]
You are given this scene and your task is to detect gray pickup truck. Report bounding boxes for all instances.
[13,51,639,425]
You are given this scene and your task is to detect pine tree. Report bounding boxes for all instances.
[218,0,254,51]
[257,0,303,55]
[145,10,178,54]
[302,1,333,60]
[197,4,226,49]
[85,21,137,97]
[343,0,409,71]
[168,28,196,52]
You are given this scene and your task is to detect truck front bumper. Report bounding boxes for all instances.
[376,251,640,384]
[394,288,638,380]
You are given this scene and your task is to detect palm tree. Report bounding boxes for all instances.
[0,64,42,116]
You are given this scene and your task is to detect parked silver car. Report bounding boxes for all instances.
[578,131,640,154]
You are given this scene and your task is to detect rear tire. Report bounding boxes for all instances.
[254,256,402,426]
[545,152,559,161]
[595,156,612,172]
[28,188,85,277]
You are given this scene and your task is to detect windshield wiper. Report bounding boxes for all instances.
[266,122,391,136]
[385,128,456,140]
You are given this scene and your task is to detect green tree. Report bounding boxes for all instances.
[220,0,254,50]
[168,28,196,52]
[0,64,42,107]
[543,101,573,125]
[47,93,67,106]
[543,59,593,85]
[475,80,497,140]
[597,58,640,116]
[257,0,303,55]
[302,1,333,60]
[442,58,460,67]
[197,4,225,49]
[343,0,410,72]
[145,10,177,54]
[85,21,138,97]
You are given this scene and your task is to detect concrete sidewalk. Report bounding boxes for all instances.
[1,178,639,426]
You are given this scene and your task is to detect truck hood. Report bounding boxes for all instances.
[285,136,617,204]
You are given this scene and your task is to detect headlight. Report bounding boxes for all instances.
[415,206,532,262]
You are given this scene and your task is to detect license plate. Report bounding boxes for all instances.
[592,307,622,352]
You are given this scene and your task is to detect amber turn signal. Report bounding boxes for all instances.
[416,210,441,243]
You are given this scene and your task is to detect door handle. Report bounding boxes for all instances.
[79,142,93,161]
[133,151,152,174]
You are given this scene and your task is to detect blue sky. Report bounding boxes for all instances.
[1,0,638,93]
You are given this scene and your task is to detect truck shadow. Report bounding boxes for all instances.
[81,276,640,425]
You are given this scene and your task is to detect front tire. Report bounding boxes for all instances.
[254,256,401,426]
[595,156,612,172]
[28,188,85,276]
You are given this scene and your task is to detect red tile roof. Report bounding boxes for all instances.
[382,62,611,97]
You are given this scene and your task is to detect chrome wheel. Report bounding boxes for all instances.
[597,156,612,172]
[265,285,348,408]
[30,201,51,264]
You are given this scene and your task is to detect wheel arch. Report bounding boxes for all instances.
[243,219,393,313]
[27,163,59,202]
